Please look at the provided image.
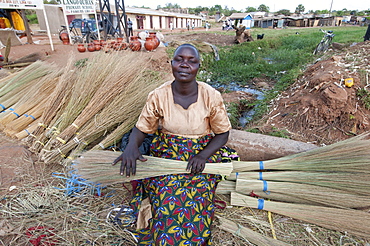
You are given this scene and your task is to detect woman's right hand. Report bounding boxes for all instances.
[112,145,147,177]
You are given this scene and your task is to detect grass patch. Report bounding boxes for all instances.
[200,26,366,126]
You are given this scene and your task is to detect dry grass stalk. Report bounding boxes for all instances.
[236,179,370,208]
[233,132,370,173]
[231,192,370,239]
[216,216,290,246]
[72,150,232,185]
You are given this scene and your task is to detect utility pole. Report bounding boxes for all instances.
[98,0,128,41]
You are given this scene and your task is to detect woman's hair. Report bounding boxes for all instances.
[173,43,200,59]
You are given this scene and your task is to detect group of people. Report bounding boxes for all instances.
[113,44,239,245]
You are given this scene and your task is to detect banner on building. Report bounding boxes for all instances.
[0,0,44,9]
[60,0,96,15]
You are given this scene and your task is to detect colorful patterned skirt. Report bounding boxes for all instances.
[129,132,239,245]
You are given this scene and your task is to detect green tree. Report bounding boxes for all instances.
[258,4,270,12]
[295,4,305,14]
[245,6,257,12]
[277,9,291,16]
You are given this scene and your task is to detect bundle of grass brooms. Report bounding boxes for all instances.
[0,51,172,166]
[72,132,370,239]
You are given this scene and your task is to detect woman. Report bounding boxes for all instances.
[113,44,237,245]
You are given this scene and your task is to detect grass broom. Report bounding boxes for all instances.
[232,132,370,173]
[29,57,76,151]
[72,150,233,185]
[51,52,147,148]
[236,171,370,196]
[42,52,128,151]
[236,179,370,209]
[230,192,370,239]
[14,120,40,140]
[42,62,166,164]
[0,61,52,97]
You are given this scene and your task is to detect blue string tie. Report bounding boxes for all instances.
[263,180,270,194]
[259,161,264,170]
[257,199,264,210]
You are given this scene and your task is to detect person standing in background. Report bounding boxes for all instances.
[127,18,133,37]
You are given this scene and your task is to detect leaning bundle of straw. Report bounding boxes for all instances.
[0,61,52,98]
[236,179,370,208]
[0,69,60,131]
[52,52,147,148]
[15,120,40,140]
[42,57,166,164]
[231,192,370,239]
[41,53,118,152]
[72,150,233,185]
[29,58,77,151]
[232,132,370,173]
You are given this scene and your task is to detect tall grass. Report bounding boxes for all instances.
[199,26,367,122]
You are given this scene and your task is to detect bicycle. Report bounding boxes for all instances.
[59,19,100,44]
[313,29,335,55]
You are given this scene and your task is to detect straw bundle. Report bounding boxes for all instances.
[217,216,290,246]
[0,61,52,97]
[15,120,40,140]
[53,52,148,148]
[230,192,370,239]
[42,52,128,152]
[29,57,77,151]
[216,180,236,194]
[232,132,370,173]
[72,150,233,185]
[3,98,49,137]
[0,68,59,129]
[236,179,370,208]
[42,60,166,164]
[236,171,370,196]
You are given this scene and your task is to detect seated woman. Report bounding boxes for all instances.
[113,43,238,245]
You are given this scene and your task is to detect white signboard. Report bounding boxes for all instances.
[60,0,96,15]
[0,0,44,9]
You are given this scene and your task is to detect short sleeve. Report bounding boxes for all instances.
[135,91,161,134]
[209,91,231,134]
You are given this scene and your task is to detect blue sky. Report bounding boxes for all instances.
[127,0,369,12]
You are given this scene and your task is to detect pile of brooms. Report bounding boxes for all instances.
[0,51,171,165]
[73,132,370,240]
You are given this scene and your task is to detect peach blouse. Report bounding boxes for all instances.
[136,81,231,139]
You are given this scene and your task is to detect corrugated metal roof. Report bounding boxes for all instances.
[229,13,252,19]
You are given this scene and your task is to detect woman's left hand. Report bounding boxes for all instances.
[186,154,207,174]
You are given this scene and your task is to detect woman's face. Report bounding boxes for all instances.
[171,46,200,83]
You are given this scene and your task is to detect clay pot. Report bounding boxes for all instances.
[60,31,70,45]
[87,43,95,52]
[117,37,123,43]
[93,39,100,45]
[77,43,86,53]
[120,42,128,50]
[149,32,160,49]
[144,37,156,51]
[129,36,141,51]
[94,44,101,51]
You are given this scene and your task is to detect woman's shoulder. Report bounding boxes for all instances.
[150,81,173,95]
[197,81,221,96]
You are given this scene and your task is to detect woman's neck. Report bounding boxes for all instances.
[172,80,198,109]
